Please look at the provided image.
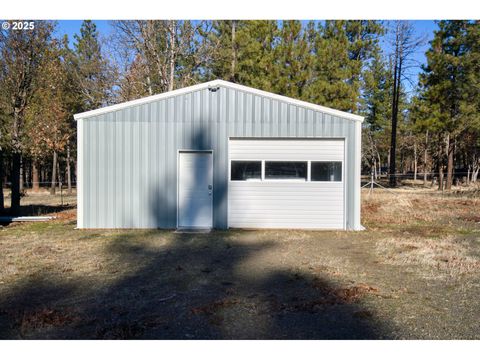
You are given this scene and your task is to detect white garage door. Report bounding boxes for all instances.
[228,139,345,229]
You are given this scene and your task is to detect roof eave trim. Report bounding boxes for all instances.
[215,80,364,122]
[73,79,364,122]
[73,81,218,121]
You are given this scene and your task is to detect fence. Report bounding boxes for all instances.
[361,171,479,195]
[1,181,77,207]
[361,171,478,182]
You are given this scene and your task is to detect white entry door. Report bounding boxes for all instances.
[178,151,213,228]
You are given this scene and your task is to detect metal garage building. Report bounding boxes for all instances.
[74,80,363,230]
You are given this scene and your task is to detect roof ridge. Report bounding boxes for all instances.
[74,79,364,122]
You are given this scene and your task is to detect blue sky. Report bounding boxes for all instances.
[56,20,438,91]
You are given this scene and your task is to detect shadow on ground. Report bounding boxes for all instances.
[0,128,392,339]
[0,204,76,222]
[0,229,391,339]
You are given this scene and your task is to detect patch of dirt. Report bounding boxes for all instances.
[310,280,379,304]
[55,209,77,221]
[191,298,241,316]
[15,308,79,336]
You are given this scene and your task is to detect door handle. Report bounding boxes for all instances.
[208,185,213,190]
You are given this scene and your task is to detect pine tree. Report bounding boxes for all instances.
[235,20,278,91]
[345,20,385,112]
[361,47,392,174]
[462,21,480,183]
[206,20,244,82]
[273,20,311,100]
[305,21,354,111]
[73,20,114,111]
[420,21,474,189]
[203,20,279,91]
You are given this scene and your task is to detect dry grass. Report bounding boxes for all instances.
[363,187,480,279]
[376,236,480,279]
[362,188,480,228]
[0,187,479,339]
[1,188,77,217]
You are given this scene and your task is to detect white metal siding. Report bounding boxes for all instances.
[228,139,345,229]
[78,83,361,230]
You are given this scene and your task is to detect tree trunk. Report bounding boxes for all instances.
[445,134,454,190]
[230,20,237,82]
[389,54,402,187]
[57,157,62,192]
[437,142,444,191]
[146,75,153,96]
[10,152,21,214]
[0,148,4,213]
[19,156,24,193]
[423,131,428,187]
[168,21,176,92]
[388,75,398,187]
[438,167,444,191]
[387,148,391,175]
[66,145,72,194]
[414,140,418,184]
[32,160,40,192]
[50,150,58,195]
[377,153,381,179]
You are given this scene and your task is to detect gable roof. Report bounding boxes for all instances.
[73,79,364,122]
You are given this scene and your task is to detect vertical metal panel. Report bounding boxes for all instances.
[77,118,84,228]
[81,85,359,229]
[106,112,115,228]
[158,100,168,227]
[113,112,121,227]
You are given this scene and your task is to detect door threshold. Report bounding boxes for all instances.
[175,228,212,234]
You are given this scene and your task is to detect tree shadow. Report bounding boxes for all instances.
[0,128,393,339]
[0,229,392,339]
[1,204,75,218]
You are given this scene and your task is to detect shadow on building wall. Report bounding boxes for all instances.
[149,127,227,229]
[0,130,392,339]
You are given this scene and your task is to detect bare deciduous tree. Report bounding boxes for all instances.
[388,21,426,187]
[0,21,55,213]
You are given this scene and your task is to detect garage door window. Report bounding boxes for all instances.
[231,161,262,181]
[265,161,307,180]
[311,161,342,182]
